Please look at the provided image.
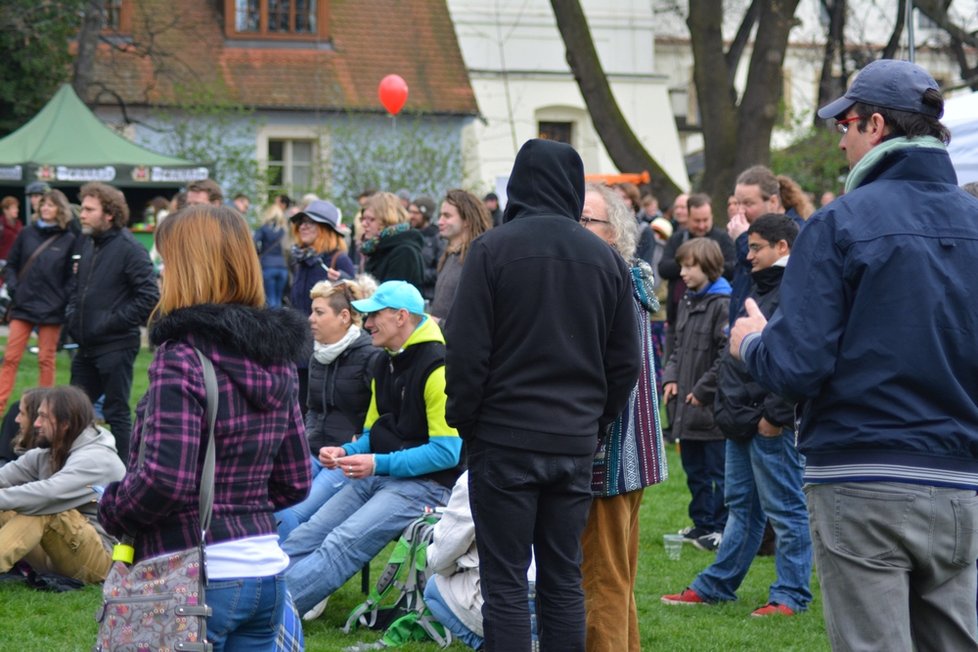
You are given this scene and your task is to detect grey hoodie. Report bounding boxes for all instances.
[0,426,126,548]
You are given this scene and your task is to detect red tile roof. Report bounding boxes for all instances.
[87,0,478,116]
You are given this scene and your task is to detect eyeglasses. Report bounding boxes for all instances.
[580,216,610,226]
[835,115,863,135]
[747,242,773,253]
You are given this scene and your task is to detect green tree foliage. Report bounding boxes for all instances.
[328,114,464,217]
[155,87,267,202]
[771,127,849,197]
[0,0,85,136]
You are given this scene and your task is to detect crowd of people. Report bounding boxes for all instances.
[0,58,976,652]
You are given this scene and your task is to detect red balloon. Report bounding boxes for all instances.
[378,74,409,115]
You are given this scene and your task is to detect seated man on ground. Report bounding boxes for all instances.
[282,280,462,619]
[0,385,125,582]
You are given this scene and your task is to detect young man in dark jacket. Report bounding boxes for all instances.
[731,60,978,650]
[444,139,640,652]
[67,182,158,461]
[663,214,811,616]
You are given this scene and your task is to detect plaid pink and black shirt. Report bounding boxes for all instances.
[99,337,311,561]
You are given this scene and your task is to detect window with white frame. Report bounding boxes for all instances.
[267,138,315,195]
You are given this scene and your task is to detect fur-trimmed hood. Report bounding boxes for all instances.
[150,304,310,366]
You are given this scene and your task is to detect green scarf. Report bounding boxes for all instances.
[844,135,946,193]
[360,222,411,256]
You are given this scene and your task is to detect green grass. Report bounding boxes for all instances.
[0,342,830,651]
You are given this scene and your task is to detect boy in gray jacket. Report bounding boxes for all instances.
[662,238,730,552]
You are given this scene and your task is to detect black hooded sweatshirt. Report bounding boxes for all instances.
[444,139,640,455]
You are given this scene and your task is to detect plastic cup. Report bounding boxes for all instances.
[663,534,684,560]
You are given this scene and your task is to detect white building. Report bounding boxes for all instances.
[448,0,691,196]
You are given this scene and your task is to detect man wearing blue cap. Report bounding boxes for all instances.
[282,280,461,619]
[730,59,978,650]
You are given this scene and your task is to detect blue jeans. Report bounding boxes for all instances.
[679,438,727,532]
[276,458,348,541]
[262,267,288,308]
[424,578,484,650]
[691,433,812,612]
[206,574,285,652]
[282,475,450,615]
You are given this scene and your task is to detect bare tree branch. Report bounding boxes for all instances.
[549,0,683,200]
[725,0,760,87]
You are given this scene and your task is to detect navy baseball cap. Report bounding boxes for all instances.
[817,59,942,120]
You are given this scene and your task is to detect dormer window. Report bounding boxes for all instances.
[103,0,132,33]
[225,0,329,40]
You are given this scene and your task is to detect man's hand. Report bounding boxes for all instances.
[757,417,783,437]
[685,393,702,407]
[340,454,376,480]
[730,298,767,360]
[662,382,678,402]
[727,212,749,241]
[318,446,346,469]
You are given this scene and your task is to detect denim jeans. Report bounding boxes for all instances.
[282,475,450,615]
[691,433,812,612]
[424,578,484,650]
[262,267,289,308]
[807,481,978,652]
[467,438,592,652]
[679,438,726,532]
[275,457,348,541]
[206,574,285,652]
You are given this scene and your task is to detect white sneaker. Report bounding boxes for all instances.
[302,596,329,621]
[693,531,723,552]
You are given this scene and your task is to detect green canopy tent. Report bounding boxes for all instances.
[0,84,207,190]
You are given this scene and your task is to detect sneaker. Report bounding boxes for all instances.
[751,602,796,617]
[661,588,709,606]
[693,531,723,552]
[302,596,329,622]
[678,526,709,542]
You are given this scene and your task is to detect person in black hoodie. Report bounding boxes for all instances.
[662,214,812,617]
[67,182,159,462]
[444,139,640,652]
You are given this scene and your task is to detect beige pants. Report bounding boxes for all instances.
[0,509,112,583]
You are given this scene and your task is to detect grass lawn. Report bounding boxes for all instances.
[0,342,830,651]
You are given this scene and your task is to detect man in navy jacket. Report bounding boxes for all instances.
[731,60,978,650]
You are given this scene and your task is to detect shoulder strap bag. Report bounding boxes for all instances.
[94,348,218,652]
[2,233,62,324]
